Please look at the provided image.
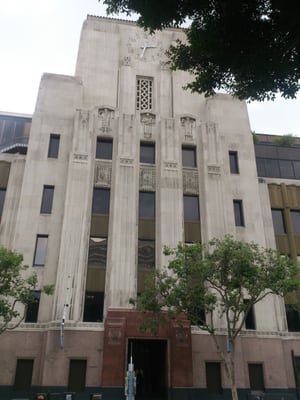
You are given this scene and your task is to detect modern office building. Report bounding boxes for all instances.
[0,15,300,400]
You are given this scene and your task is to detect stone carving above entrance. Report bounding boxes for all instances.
[97,107,115,134]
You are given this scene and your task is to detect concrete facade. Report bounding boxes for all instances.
[0,16,300,400]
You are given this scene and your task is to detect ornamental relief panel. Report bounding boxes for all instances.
[94,161,112,187]
[140,112,156,139]
[97,107,115,134]
[139,167,156,191]
[183,169,199,194]
[180,116,196,142]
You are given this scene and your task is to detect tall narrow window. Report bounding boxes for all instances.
[83,292,104,322]
[0,188,6,216]
[68,360,87,392]
[140,142,155,164]
[48,134,60,158]
[229,151,239,174]
[182,146,197,168]
[139,192,155,218]
[271,209,286,234]
[138,240,155,269]
[291,210,300,235]
[88,237,107,267]
[33,235,48,266]
[248,364,264,390]
[14,359,34,391]
[244,300,256,330]
[136,77,153,111]
[184,195,200,221]
[92,188,110,215]
[96,137,113,160]
[285,304,300,332]
[40,185,54,214]
[206,362,222,394]
[25,291,41,323]
[233,200,244,226]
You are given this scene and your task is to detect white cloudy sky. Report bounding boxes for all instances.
[0,0,299,136]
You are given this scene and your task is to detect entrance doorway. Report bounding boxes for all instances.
[128,339,167,400]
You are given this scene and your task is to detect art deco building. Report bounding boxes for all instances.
[0,16,300,400]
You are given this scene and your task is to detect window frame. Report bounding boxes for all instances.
[47,134,60,158]
[96,137,113,160]
[183,195,200,221]
[40,185,54,214]
[92,187,110,215]
[33,235,48,266]
[229,151,239,174]
[233,199,245,227]
[140,142,155,164]
[136,76,153,111]
[182,146,197,168]
[271,208,286,234]
[139,191,155,219]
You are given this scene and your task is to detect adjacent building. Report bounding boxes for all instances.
[0,15,300,400]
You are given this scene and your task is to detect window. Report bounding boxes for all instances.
[206,362,222,394]
[25,291,41,323]
[48,134,60,158]
[279,160,294,179]
[233,200,244,226]
[96,137,113,160]
[14,359,34,391]
[83,292,104,322]
[0,188,6,216]
[140,142,155,164]
[68,360,87,392]
[182,146,197,168]
[92,188,110,215]
[271,209,286,234]
[138,240,155,269]
[184,195,200,221]
[33,235,48,266]
[248,364,264,390]
[244,300,256,330]
[291,210,300,235]
[139,192,155,218]
[229,151,239,174]
[88,237,107,267]
[136,77,153,111]
[40,185,54,214]
[285,304,300,332]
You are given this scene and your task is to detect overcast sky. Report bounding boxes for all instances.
[1,0,299,136]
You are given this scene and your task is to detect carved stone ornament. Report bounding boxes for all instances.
[108,328,122,345]
[207,164,221,175]
[122,56,131,66]
[183,170,199,194]
[79,110,89,126]
[180,116,196,140]
[140,112,156,125]
[175,329,189,346]
[98,107,115,134]
[139,167,156,191]
[206,122,217,135]
[120,157,134,166]
[164,161,178,169]
[94,161,112,187]
[73,153,88,162]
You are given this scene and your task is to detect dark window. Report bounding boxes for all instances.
[291,210,300,235]
[14,359,34,391]
[244,300,256,330]
[0,188,6,215]
[92,188,110,215]
[48,134,60,158]
[294,161,300,179]
[233,200,244,226]
[184,195,200,221]
[256,158,266,177]
[68,360,87,392]
[140,142,155,164]
[286,304,300,332]
[33,235,48,266]
[40,186,54,214]
[248,364,264,390]
[138,239,155,269]
[206,362,222,394]
[265,159,280,178]
[182,146,197,168]
[83,291,104,322]
[25,291,41,323]
[229,151,239,174]
[139,192,155,218]
[271,209,286,234]
[96,138,113,160]
[279,160,294,179]
[88,237,107,267]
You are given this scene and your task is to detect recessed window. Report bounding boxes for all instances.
[271,209,286,234]
[244,300,256,330]
[233,200,244,226]
[83,292,104,322]
[25,291,41,323]
[139,192,155,218]
[92,188,110,215]
[33,235,48,266]
[96,137,113,160]
[88,237,107,268]
[136,77,153,111]
[279,160,294,179]
[68,360,87,392]
[248,363,264,391]
[229,151,239,174]
[40,185,54,214]
[182,146,197,168]
[0,188,6,216]
[138,239,155,269]
[14,359,34,391]
[285,304,300,332]
[206,362,222,394]
[184,195,200,221]
[291,210,300,235]
[48,134,60,158]
[140,142,155,164]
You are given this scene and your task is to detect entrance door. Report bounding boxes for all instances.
[128,339,167,400]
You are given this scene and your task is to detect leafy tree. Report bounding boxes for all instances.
[0,247,53,334]
[272,133,296,147]
[103,0,300,101]
[131,236,300,400]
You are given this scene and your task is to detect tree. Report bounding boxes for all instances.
[272,133,296,146]
[0,247,53,334]
[131,236,300,400]
[103,0,300,101]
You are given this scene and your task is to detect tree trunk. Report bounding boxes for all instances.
[229,346,239,400]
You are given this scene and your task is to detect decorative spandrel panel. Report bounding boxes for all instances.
[94,161,112,187]
[139,112,156,139]
[180,115,196,143]
[183,169,199,194]
[139,166,156,191]
[97,107,115,135]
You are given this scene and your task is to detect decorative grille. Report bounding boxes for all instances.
[136,77,153,111]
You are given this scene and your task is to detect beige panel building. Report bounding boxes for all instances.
[0,16,300,400]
